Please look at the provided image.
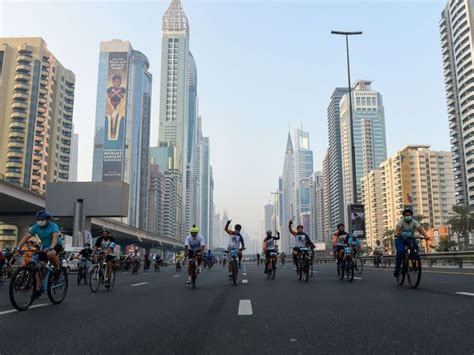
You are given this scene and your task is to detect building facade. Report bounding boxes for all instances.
[380,145,455,233]
[340,80,387,222]
[327,87,349,232]
[440,0,473,205]
[281,133,296,252]
[360,169,383,249]
[91,39,152,229]
[0,37,75,194]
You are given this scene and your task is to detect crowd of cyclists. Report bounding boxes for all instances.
[2,206,429,308]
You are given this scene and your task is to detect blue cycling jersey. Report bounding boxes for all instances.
[28,222,62,249]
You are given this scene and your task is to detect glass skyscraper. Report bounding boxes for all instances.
[92,40,152,229]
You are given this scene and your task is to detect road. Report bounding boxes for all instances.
[0,263,473,354]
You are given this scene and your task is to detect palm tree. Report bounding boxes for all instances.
[414,214,431,230]
[383,229,395,254]
[447,204,474,250]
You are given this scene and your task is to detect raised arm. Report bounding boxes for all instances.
[225,220,233,236]
[288,221,297,236]
[274,231,281,240]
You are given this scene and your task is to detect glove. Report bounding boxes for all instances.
[289,221,293,226]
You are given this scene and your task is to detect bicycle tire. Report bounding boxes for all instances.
[266,262,271,279]
[397,259,407,286]
[77,267,84,286]
[304,259,309,282]
[105,268,116,290]
[191,260,197,289]
[9,267,35,311]
[407,256,422,289]
[48,267,68,304]
[356,257,363,274]
[89,265,101,293]
[271,265,276,280]
[338,262,344,280]
[232,260,238,286]
[298,259,303,281]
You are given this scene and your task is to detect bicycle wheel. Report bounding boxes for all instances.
[266,262,271,279]
[303,259,309,282]
[77,267,83,286]
[397,258,407,286]
[338,262,345,280]
[9,267,35,311]
[89,265,101,293]
[407,256,422,289]
[356,257,363,274]
[48,267,68,304]
[346,259,354,282]
[298,259,303,281]
[310,261,314,278]
[105,268,116,290]
[191,261,197,289]
[232,260,238,286]
[271,262,276,280]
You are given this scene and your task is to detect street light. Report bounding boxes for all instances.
[331,30,362,203]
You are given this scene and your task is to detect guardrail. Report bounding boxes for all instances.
[314,251,474,269]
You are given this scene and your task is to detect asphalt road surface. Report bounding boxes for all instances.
[0,262,473,354]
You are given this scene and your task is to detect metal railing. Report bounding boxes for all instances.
[314,251,474,269]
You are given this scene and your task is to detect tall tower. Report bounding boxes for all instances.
[158,0,191,235]
[91,39,152,228]
[440,0,472,205]
[340,80,387,222]
[281,133,295,252]
[327,87,349,231]
[0,37,75,194]
[293,128,314,224]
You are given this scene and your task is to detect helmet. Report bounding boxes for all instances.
[235,224,242,231]
[376,240,381,245]
[266,230,272,235]
[36,210,51,219]
[101,228,110,234]
[190,225,199,234]
[402,207,413,216]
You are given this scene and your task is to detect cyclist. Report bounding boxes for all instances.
[204,249,214,269]
[263,230,280,274]
[175,251,184,271]
[373,240,385,266]
[393,208,429,279]
[16,210,63,300]
[332,223,349,260]
[280,252,286,265]
[93,229,116,287]
[184,225,205,284]
[256,252,261,266]
[144,251,151,272]
[224,220,245,274]
[288,221,315,266]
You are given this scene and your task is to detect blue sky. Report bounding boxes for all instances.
[1,0,449,242]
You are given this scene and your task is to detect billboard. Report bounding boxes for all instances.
[102,52,128,181]
[400,151,413,209]
[348,204,365,239]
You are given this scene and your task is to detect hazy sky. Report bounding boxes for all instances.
[1,0,450,245]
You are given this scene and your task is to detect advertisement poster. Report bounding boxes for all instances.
[349,204,366,239]
[400,151,413,209]
[102,52,128,181]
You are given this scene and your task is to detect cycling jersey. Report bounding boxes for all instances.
[95,236,116,256]
[184,234,205,251]
[397,219,420,238]
[294,233,312,248]
[374,246,384,254]
[228,233,244,250]
[79,248,93,260]
[264,235,280,251]
[335,232,349,246]
[28,222,62,249]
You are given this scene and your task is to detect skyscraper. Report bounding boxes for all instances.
[322,151,331,243]
[69,133,79,182]
[293,128,314,222]
[281,133,296,251]
[264,204,274,232]
[360,169,383,249]
[327,87,349,231]
[91,39,152,228]
[158,0,191,235]
[0,37,75,194]
[340,80,387,221]
[440,0,472,205]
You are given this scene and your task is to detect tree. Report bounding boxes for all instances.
[437,235,457,252]
[414,214,431,230]
[447,204,474,250]
[383,229,395,254]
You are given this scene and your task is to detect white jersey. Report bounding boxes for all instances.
[294,233,310,248]
[185,234,205,251]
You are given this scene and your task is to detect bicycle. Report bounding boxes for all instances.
[131,259,140,275]
[188,253,200,289]
[228,248,243,286]
[176,260,182,272]
[374,253,386,268]
[89,252,115,293]
[296,248,312,282]
[396,236,426,289]
[77,258,89,285]
[266,251,277,280]
[337,246,354,282]
[154,260,161,272]
[352,248,363,274]
[9,251,68,311]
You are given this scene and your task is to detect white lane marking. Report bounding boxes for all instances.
[354,277,363,280]
[242,279,248,284]
[238,299,253,316]
[173,275,181,278]
[0,303,48,315]
[456,292,474,297]
[243,273,247,276]
[130,282,148,287]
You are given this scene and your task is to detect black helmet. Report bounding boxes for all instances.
[36,210,51,219]
[235,224,242,231]
[402,207,413,216]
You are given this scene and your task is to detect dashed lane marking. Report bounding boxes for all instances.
[238,299,253,316]
[354,277,363,280]
[242,279,248,284]
[173,275,181,278]
[130,282,148,287]
[456,292,474,297]
[0,303,48,316]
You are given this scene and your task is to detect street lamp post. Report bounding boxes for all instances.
[331,30,362,204]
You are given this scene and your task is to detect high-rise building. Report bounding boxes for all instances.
[310,171,323,243]
[264,204,274,232]
[69,133,79,182]
[281,133,296,252]
[322,151,331,243]
[158,0,191,236]
[439,0,472,205]
[293,128,314,221]
[360,169,383,249]
[0,37,75,194]
[380,145,455,233]
[340,80,387,221]
[327,87,349,231]
[91,39,152,229]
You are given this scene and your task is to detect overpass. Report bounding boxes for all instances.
[0,178,182,250]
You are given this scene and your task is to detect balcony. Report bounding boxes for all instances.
[6,161,22,169]
[12,92,29,101]
[16,64,31,72]
[9,130,25,139]
[9,121,26,130]
[11,101,28,110]
[37,106,46,114]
